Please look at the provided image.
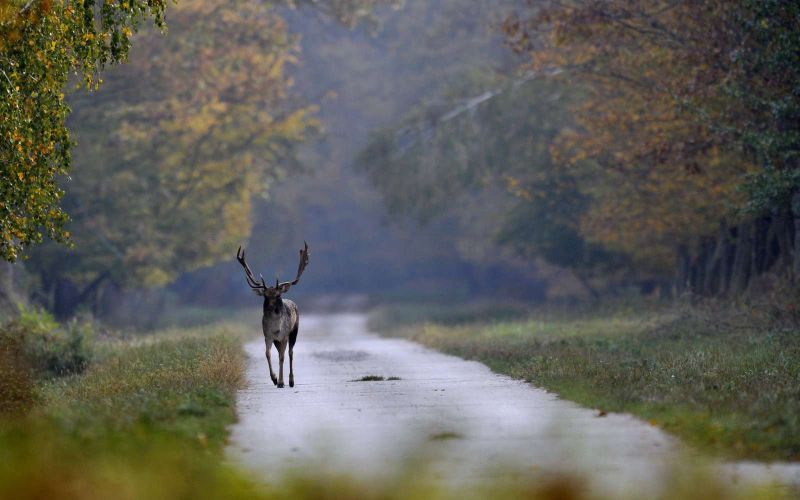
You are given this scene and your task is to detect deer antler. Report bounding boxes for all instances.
[276,241,310,293]
[237,246,268,293]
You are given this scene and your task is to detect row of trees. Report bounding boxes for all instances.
[29,0,317,317]
[177,0,550,307]
[1,0,399,317]
[359,0,800,297]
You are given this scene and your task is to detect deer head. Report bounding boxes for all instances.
[236,242,310,298]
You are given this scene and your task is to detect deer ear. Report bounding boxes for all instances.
[251,288,267,297]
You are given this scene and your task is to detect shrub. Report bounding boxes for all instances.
[16,303,58,335]
[0,329,34,414]
[1,305,95,378]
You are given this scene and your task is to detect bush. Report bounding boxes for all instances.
[0,329,34,414]
[1,305,95,378]
[15,303,59,334]
[0,307,95,413]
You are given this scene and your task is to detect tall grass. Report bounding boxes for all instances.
[0,306,794,499]
[0,314,256,500]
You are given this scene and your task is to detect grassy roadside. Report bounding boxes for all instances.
[369,301,800,462]
[0,311,271,500]
[0,310,620,500]
[0,305,793,499]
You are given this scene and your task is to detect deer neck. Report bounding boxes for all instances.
[263,296,284,317]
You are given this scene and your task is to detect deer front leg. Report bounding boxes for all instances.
[289,346,294,388]
[265,342,277,386]
[277,340,288,388]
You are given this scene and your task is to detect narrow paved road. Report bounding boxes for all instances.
[226,314,799,496]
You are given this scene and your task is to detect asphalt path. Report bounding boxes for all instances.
[226,313,799,496]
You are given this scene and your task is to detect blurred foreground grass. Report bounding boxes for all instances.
[0,313,264,499]
[370,300,800,462]
[0,306,794,499]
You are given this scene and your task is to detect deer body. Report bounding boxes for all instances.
[237,243,309,389]
[262,297,299,387]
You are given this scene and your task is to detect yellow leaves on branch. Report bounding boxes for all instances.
[503,175,533,202]
[47,0,315,284]
[514,0,757,268]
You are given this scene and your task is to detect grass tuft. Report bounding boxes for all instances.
[429,431,464,441]
[351,375,403,382]
[352,375,385,382]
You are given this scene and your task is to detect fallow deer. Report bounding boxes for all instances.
[236,242,309,388]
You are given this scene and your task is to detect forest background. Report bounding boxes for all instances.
[1,0,798,324]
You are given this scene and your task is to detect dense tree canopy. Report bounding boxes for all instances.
[357,71,631,293]
[6,0,798,313]
[0,0,166,261]
[25,0,319,316]
[0,0,395,266]
[211,0,549,302]
[503,0,800,291]
[358,0,800,295]
[2,0,408,315]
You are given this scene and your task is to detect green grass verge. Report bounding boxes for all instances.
[0,306,793,499]
[371,302,800,461]
[0,319,270,500]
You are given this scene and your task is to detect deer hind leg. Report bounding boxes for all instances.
[277,340,287,388]
[289,321,298,388]
[265,342,278,386]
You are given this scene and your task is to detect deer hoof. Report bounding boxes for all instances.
[289,379,294,388]
[271,376,278,386]
[277,382,285,388]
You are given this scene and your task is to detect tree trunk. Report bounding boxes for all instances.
[690,239,709,294]
[658,280,673,299]
[720,226,737,294]
[53,272,110,319]
[53,279,80,319]
[751,216,768,274]
[793,192,800,283]
[574,271,599,300]
[675,244,690,295]
[774,211,793,278]
[730,222,753,295]
[0,262,21,313]
[703,225,727,295]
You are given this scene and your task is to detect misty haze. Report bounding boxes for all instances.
[1,1,799,499]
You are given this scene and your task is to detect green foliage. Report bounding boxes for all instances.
[38,334,243,440]
[15,302,57,334]
[0,330,260,500]
[358,72,533,223]
[0,0,167,261]
[358,73,631,284]
[222,0,552,303]
[357,0,800,293]
[724,1,800,211]
[290,0,403,30]
[1,304,93,377]
[23,0,320,316]
[26,318,94,376]
[495,0,799,284]
[0,304,92,413]
[742,169,800,215]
